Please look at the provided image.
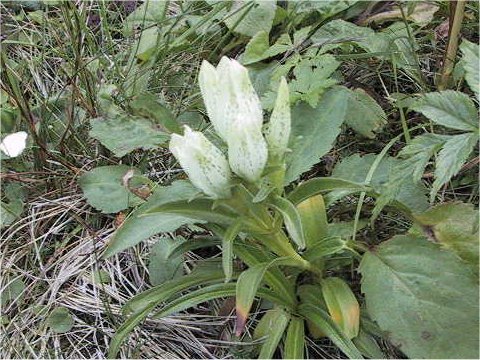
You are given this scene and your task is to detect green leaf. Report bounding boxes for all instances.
[168,236,221,259]
[79,165,145,214]
[288,177,368,205]
[1,277,25,308]
[296,194,328,248]
[129,93,182,134]
[235,257,300,335]
[284,316,305,359]
[286,86,349,183]
[148,237,184,286]
[460,39,479,98]
[312,19,389,53]
[135,27,159,61]
[410,90,478,131]
[47,307,74,334]
[321,277,360,339]
[1,183,25,228]
[353,328,385,359]
[289,54,340,107]
[223,0,276,38]
[242,31,291,65]
[123,0,167,35]
[255,308,291,359]
[340,87,387,138]
[327,220,368,238]
[298,303,363,359]
[222,219,243,282]
[413,202,479,267]
[331,154,429,212]
[303,236,347,261]
[269,196,305,250]
[432,133,478,200]
[102,181,201,258]
[359,235,479,358]
[89,115,169,157]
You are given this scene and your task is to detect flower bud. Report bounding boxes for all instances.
[227,116,268,183]
[0,131,28,158]
[169,126,232,199]
[199,57,263,142]
[265,77,291,159]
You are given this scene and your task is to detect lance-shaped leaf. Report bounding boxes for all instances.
[460,39,479,99]
[254,308,291,359]
[269,196,305,250]
[296,194,328,248]
[284,317,305,359]
[222,219,243,283]
[235,257,301,336]
[321,277,360,339]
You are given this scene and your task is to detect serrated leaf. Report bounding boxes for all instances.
[359,235,479,358]
[432,133,477,200]
[284,316,305,359]
[411,90,478,131]
[79,165,145,214]
[321,277,359,339]
[413,202,479,267]
[296,194,328,248]
[102,181,201,258]
[286,86,348,183]
[148,237,184,286]
[223,0,276,38]
[339,87,387,138]
[460,39,479,98]
[89,115,169,157]
[47,307,74,334]
[332,154,429,212]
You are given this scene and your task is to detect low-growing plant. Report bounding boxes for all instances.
[102,58,478,359]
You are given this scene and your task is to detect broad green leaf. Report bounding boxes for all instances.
[296,1,361,21]
[1,277,25,308]
[331,154,429,212]
[129,93,182,134]
[89,114,169,157]
[47,307,74,334]
[123,0,167,35]
[410,90,478,131]
[413,202,479,267]
[79,165,144,214]
[339,87,387,138]
[432,133,478,200]
[296,194,328,248]
[284,316,305,359]
[223,0,276,37]
[135,27,159,61]
[242,31,291,65]
[286,87,349,183]
[327,220,368,238]
[359,235,479,358]
[289,54,339,107]
[269,196,305,250]
[312,19,389,53]
[168,236,221,259]
[288,177,368,205]
[1,183,24,228]
[321,277,360,339]
[102,181,201,258]
[222,220,243,282]
[460,39,479,98]
[353,329,385,359]
[255,308,290,359]
[148,237,184,286]
[235,257,300,335]
[298,303,363,359]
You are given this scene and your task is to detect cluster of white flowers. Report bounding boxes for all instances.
[169,57,291,199]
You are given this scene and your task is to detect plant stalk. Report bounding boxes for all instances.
[438,0,466,90]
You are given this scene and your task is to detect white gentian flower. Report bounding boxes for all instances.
[199,57,263,142]
[227,116,268,183]
[169,126,232,199]
[265,77,291,159]
[0,131,28,158]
